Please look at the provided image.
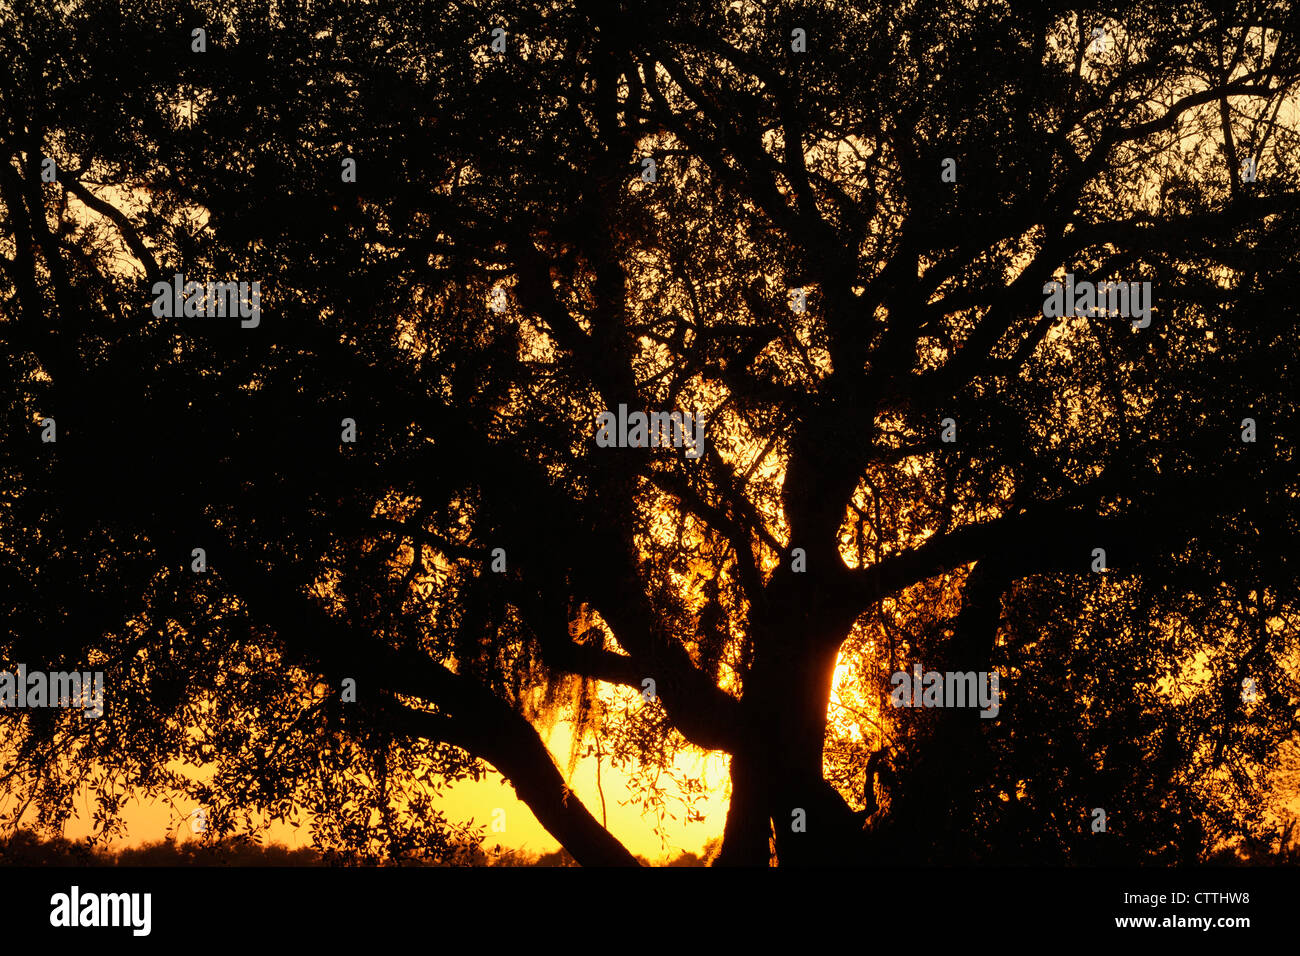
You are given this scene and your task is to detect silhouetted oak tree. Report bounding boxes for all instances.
[3,0,1299,865]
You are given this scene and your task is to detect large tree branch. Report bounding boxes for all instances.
[383,702,640,866]
[836,470,1269,630]
[205,539,641,866]
[267,321,744,753]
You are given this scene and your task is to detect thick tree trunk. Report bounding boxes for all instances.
[761,639,863,865]
[716,582,865,866]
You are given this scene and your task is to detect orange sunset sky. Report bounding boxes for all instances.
[62,693,734,862]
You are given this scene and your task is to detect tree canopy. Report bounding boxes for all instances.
[2,0,1299,866]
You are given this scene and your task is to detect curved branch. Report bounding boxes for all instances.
[384,702,640,866]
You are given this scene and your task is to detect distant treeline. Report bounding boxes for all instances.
[0,831,718,866]
[0,828,1290,866]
